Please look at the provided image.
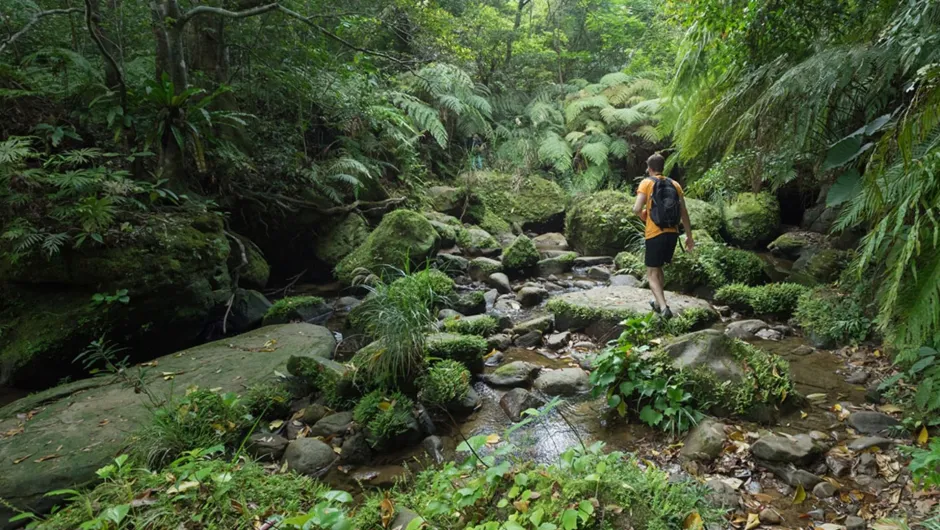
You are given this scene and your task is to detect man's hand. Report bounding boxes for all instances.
[685,235,695,252]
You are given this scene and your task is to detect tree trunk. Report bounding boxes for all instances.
[150,0,187,183]
[88,0,122,90]
[504,0,530,66]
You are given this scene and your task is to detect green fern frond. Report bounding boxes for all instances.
[580,142,610,166]
[538,132,574,172]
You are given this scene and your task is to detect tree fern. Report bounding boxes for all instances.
[538,132,573,172]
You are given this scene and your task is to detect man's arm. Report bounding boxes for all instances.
[680,197,695,251]
[633,193,648,221]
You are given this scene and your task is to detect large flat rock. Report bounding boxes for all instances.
[0,324,336,527]
[548,285,712,339]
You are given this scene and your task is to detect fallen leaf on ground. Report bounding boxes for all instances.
[166,480,200,494]
[34,454,61,463]
[13,454,34,464]
[380,495,395,528]
[792,484,806,504]
[878,404,903,414]
[269,420,284,430]
[917,426,929,446]
[682,511,703,529]
[744,513,760,530]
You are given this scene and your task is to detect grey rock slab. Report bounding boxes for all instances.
[586,266,611,281]
[533,368,590,396]
[680,418,727,462]
[247,433,289,462]
[484,289,499,307]
[514,330,543,348]
[532,232,569,250]
[609,274,641,287]
[751,433,825,465]
[724,319,770,340]
[340,432,372,465]
[704,478,740,509]
[512,315,555,335]
[0,324,336,524]
[847,436,895,452]
[500,388,546,422]
[550,285,712,334]
[486,334,512,351]
[755,328,783,341]
[847,411,901,435]
[573,256,614,267]
[545,331,571,351]
[391,508,422,530]
[663,330,746,385]
[284,438,338,477]
[494,298,522,312]
[517,286,549,308]
[310,411,353,437]
[481,361,542,388]
[487,272,512,294]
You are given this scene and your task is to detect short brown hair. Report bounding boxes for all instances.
[647,153,665,174]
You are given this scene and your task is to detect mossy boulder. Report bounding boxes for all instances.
[767,231,829,261]
[334,210,439,284]
[790,248,850,286]
[425,332,488,373]
[664,242,766,293]
[465,172,567,232]
[684,198,722,241]
[428,221,458,248]
[0,213,231,389]
[502,235,539,274]
[713,282,809,317]
[721,192,781,249]
[566,191,642,256]
[0,324,336,524]
[263,296,331,326]
[315,214,371,268]
[443,315,499,337]
[479,210,513,238]
[468,257,503,281]
[423,211,462,226]
[451,291,486,315]
[660,329,795,422]
[228,232,270,290]
[428,186,481,219]
[228,289,272,332]
[457,225,500,255]
[536,252,577,277]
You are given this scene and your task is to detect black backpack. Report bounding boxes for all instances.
[648,177,681,229]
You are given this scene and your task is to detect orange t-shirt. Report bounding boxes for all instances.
[637,175,684,240]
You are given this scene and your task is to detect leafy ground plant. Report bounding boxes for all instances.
[352,437,720,530]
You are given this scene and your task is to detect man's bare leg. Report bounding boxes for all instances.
[647,266,667,311]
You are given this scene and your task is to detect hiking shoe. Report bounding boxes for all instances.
[649,300,661,314]
[662,306,674,320]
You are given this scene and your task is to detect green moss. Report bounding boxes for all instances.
[794,287,871,347]
[451,290,486,314]
[262,296,327,325]
[388,269,455,300]
[243,381,292,419]
[427,220,457,247]
[334,210,439,284]
[479,209,512,235]
[684,198,722,240]
[315,214,372,267]
[664,242,766,292]
[614,251,645,277]
[469,257,503,278]
[423,211,462,226]
[467,171,567,229]
[418,359,471,407]
[566,191,644,255]
[791,248,850,286]
[548,298,716,336]
[443,315,498,337]
[425,333,488,371]
[353,390,416,448]
[456,225,499,251]
[502,235,539,272]
[228,233,270,289]
[714,282,809,316]
[721,192,781,248]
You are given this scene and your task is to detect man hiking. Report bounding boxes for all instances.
[633,153,694,319]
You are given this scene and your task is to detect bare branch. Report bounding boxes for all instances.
[0,8,82,56]
[83,0,127,113]
[176,2,409,65]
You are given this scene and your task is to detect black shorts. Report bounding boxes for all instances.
[645,233,679,267]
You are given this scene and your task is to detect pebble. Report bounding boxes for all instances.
[813,480,837,499]
[758,508,782,525]
[792,345,815,356]
[845,370,870,384]
[847,436,894,452]
[845,516,867,530]
[806,509,826,521]
[755,328,783,341]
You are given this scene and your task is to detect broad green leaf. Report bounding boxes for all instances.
[639,405,663,426]
[826,169,862,207]
[562,509,579,530]
[823,136,870,170]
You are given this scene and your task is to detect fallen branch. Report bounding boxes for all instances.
[0,8,82,56]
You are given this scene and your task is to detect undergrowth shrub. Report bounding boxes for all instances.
[665,242,765,292]
[714,282,809,316]
[135,387,249,468]
[243,381,293,420]
[352,439,721,530]
[30,447,352,530]
[794,286,871,347]
[443,315,498,336]
[353,390,416,448]
[418,360,471,407]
